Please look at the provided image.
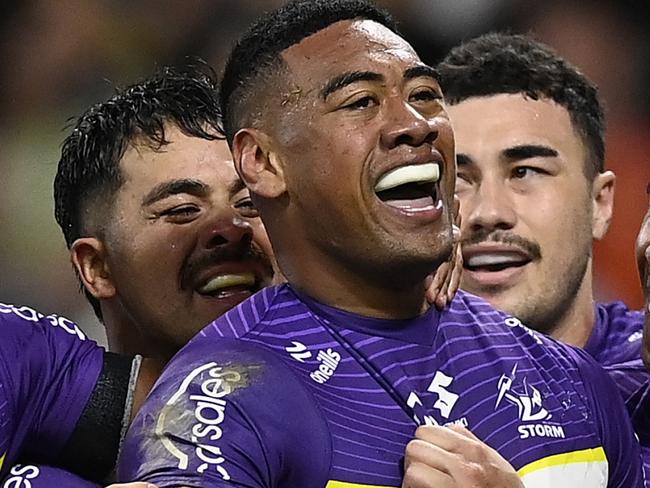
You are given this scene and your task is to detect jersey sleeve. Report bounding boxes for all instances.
[0,464,100,488]
[571,348,645,487]
[117,338,331,487]
[0,302,104,463]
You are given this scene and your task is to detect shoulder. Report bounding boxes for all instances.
[443,292,610,391]
[119,336,331,485]
[196,285,299,341]
[0,301,87,342]
[598,301,644,341]
[0,300,102,391]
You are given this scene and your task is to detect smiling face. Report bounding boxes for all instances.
[245,20,455,295]
[637,183,650,365]
[102,127,274,356]
[450,94,614,335]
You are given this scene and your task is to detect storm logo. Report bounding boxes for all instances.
[157,362,240,481]
[496,363,551,422]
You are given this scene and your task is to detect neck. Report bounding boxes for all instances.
[277,244,431,320]
[102,302,174,360]
[546,264,596,348]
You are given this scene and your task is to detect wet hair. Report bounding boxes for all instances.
[54,62,223,320]
[437,32,605,179]
[219,0,397,144]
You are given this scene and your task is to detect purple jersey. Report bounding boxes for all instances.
[0,302,103,476]
[585,302,650,485]
[585,301,644,365]
[119,286,643,487]
[1,465,100,488]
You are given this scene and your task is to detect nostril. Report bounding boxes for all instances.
[239,233,253,248]
[207,232,229,248]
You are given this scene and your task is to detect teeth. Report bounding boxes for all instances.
[375,163,440,192]
[467,254,527,267]
[198,273,255,294]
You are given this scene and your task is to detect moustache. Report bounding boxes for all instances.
[181,235,274,290]
[461,229,542,261]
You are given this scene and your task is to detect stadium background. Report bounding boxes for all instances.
[1,0,648,344]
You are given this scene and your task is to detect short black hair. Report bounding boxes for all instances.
[54,62,223,320]
[437,32,605,179]
[220,0,397,144]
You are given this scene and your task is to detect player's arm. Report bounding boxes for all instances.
[572,349,645,487]
[117,339,330,487]
[0,464,158,488]
[0,302,161,481]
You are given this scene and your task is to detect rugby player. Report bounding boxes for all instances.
[53,64,276,362]
[437,33,650,480]
[117,1,643,486]
[11,61,454,487]
[1,64,273,488]
[438,32,643,366]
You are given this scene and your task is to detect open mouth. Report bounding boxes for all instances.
[197,272,259,298]
[464,253,531,273]
[374,163,440,211]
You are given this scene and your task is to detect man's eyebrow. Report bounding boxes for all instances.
[142,179,210,206]
[503,144,559,160]
[403,65,439,82]
[321,71,384,100]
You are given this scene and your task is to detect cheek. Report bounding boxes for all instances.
[252,222,273,258]
[128,230,192,271]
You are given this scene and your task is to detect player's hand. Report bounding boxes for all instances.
[105,484,158,488]
[402,425,523,488]
[425,219,463,310]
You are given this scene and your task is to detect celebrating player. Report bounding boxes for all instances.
[117,1,643,486]
[2,64,273,487]
[53,64,275,362]
[438,32,643,365]
[437,32,650,480]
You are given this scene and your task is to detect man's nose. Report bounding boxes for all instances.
[380,100,439,149]
[200,209,254,250]
[463,178,517,233]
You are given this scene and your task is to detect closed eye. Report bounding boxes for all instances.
[409,88,441,103]
[343,95,378,110]
[234,197,259,218]
[161,205,200,221]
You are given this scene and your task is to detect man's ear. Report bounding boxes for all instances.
[232,128,286,198]
[70,237,116,299]
[591,170,616,240]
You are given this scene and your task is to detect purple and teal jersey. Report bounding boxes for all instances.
[586,301,644,365]
[1,465,100,488]
[0,302,103,476]
[119,286,643,487]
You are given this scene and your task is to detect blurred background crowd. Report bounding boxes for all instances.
[1,0,649,344]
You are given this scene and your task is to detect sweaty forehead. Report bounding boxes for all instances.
[281,19,419,81]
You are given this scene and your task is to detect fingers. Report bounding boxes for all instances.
[446,241,463,303]
[402,459,454,488]
[426,215,464,310]
[425,263,448,310]
[403,425,524,488]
